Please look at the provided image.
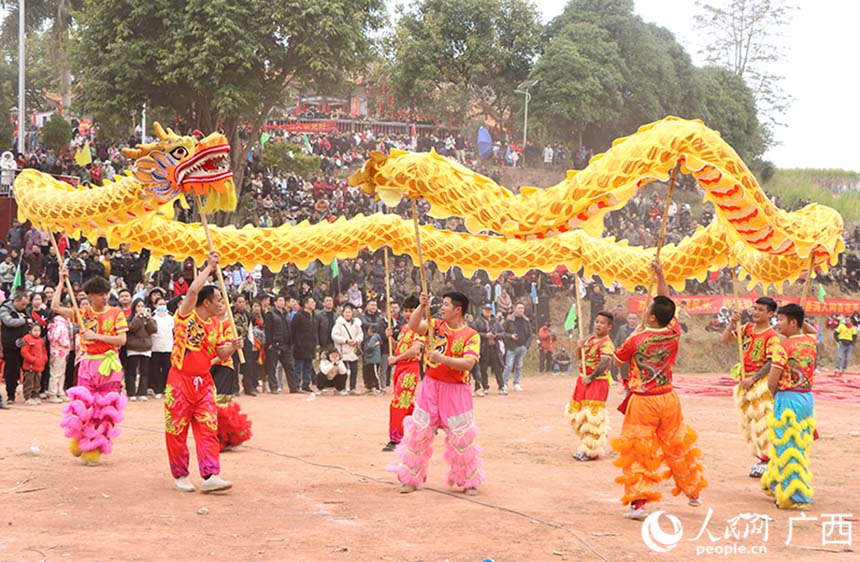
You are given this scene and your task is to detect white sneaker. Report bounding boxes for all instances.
[624,506,649,520]
[514,384,524,392]
[337,390,349,396]
[138,395,148,402]
[48,397,62,404]
[200,474,232,493]
[499,386,508,395]
[174,476,195,492]
[476,389,486,397]
[399,484,417,494]
[155,394,163,399]
[129,396,138,401]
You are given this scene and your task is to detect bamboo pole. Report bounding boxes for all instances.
[50,233,85,334]
[799,253,816,308]
[411,200,433,353]
[574,273,587,378]
[383,245,394,353]
[641,163,680,327]
[193,194,245,364]
[731,265,745,379]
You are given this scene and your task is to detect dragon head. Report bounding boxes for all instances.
[122,122,235,211]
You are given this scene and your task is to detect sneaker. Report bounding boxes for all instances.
[464,488,478,496]
[373,389,383,396]
[174,476,195,492]
[138,395,148,402]
[476,389,486,397]
[147,388,155,397]
[200,474,232,493]
[61,395,70,402]
[624,506,649,520]
[129,396,138,401]
[514,384,524,392]
[244,390,258,397]
[688,496,702,507]
[399,484,417,494]
[155,394,163,399]
[337,390,349,396]
[39,392,47,399]
[749,461,768,478]
[382,441,398,452]
[349,389,359,395]
[35,398,42,405]
[25,398,37,405]
[48,397,62,404]
[499,386,508,396]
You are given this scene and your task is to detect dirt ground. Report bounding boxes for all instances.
[1,372,857,562]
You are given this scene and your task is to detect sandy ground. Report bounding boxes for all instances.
[1,372,857,562]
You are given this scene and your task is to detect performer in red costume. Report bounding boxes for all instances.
[383,295,425,452]
[164,252,243,493]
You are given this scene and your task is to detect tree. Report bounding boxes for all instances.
[262,142,321,178]
[695,0,795,134]
[390,0,544,129]
[41,112,71,152]
[71,0,384,210]
[528,23,625,145]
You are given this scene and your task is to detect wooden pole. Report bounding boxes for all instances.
[194,193,245,364]
[799,252,816,308]
[731,265,745,379]
[641,163,680,327]
[411,200,433,353]
[383,245,394,353]
[50,232,85,334]
[574,273,587,378]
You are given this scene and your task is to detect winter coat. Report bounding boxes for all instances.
[151,312,175,353]
[319,358,347,380]
[331,316,362,362]
[265,308,292,349]
[21,333,47,372]
[126,315,157,352]
[47,316,71,358]
[290,309,319,360]
[0,301,29,348]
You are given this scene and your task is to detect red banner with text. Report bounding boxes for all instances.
[628,295,860,317]
[262,121,338,133]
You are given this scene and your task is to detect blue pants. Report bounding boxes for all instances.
[294,359,314,390]
[502,345,527,386]
[835,343,852,372]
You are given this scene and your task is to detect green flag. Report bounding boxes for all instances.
[818,284,827,303]
[564,302,577,331]
[10,261,22,293]
[260,132,270,147]
[331,258,339,279]
[303,133,313,153]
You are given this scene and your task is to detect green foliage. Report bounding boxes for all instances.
[764,169,860,224]
[41,112,71,152]
[391,0,544,128]
[262,142,321,178]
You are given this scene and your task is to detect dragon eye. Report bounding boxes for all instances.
[171,147,188,159]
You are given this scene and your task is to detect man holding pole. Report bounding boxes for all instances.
[165,252,243,493]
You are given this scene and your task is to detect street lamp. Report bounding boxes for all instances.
[514,79,538,167]
[17,0,26,155]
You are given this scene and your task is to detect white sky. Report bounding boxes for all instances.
[533,0,859,171]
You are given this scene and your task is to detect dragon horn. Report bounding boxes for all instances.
[153,122,170,141]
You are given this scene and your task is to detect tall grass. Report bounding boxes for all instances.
[763,169,860,225]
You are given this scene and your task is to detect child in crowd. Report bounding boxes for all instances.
[47,311,72,403]
[21,323,48,405]
[363,324,382,395]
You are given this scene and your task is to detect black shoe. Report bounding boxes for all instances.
[382,441,397,452]
[301,386,312,393]
[6,399,14,404]
[244,390,258,397]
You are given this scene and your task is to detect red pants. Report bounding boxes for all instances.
[164,368,220,479]
[388,361,420,443]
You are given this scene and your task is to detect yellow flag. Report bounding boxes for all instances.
[146,253,162,274]
[74,140,92,167]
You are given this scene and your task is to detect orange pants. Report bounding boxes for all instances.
[611,391,706,505]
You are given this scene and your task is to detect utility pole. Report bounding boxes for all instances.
[141,104,147,144]
[17,0,26,154]
[514,80,538,167]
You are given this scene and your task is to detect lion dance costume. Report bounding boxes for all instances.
[61,306,128,465]
[389,319,484,492]
[612,317,707,510]
[732,322,779,477]
[565,335,614,460]
[761,334,816,509]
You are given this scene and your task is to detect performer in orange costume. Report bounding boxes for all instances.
[383,295,425,452]
[165,252,243,493]
[612,261,706,520]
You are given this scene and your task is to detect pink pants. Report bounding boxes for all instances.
[60,358,126,456]
[388,376,485,489]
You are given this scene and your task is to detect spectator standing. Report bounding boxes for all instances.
[331,303,363,393]
[264,294,297,393]
[501,303,532,394]
[834,317,857,376]
[125,298,157,400]
[20,323,48,404]
[538,322,555,372]
[315,295,338,349]
[47,311,72,403]
[149,296,174,398]
[472,303,503,396]
[291,296,318,392]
